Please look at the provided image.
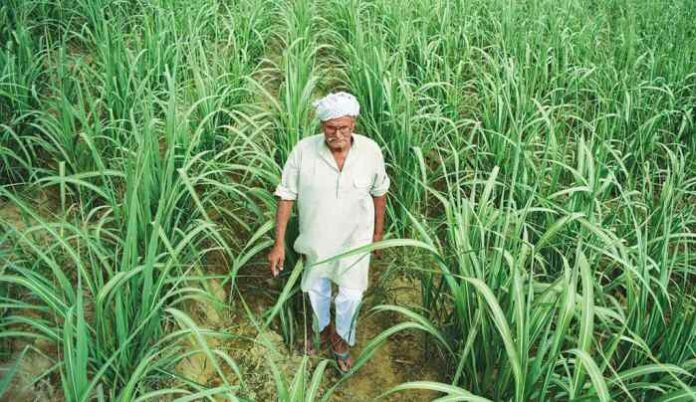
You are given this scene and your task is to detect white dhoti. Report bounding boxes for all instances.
[306,277,363,346]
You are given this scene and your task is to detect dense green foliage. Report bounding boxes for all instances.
[1,0,695,400]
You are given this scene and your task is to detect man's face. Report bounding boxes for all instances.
[321,116,355,151]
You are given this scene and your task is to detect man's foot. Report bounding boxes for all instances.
[304,324,332,356]
[330,332,354,374]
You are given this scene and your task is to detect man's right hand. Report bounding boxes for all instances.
[268,244,285,277]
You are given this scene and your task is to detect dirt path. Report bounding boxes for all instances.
[326,258,440,401]
[226,249,443,401]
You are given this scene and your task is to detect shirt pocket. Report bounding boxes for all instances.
[353,176,373,196]
[354,176,372,188]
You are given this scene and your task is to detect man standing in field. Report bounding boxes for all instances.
[267,92,390,374]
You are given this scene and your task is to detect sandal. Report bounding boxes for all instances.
[330,333,354,375]
[332,349,354,375]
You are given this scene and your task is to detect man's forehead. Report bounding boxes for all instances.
[322,116,355,126]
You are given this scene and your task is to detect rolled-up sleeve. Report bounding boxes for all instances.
[370,148,390,197]
[274,146,301,200]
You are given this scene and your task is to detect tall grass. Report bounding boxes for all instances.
[1,0,695,400]
[320,0,696,400]
[0,0,295,399]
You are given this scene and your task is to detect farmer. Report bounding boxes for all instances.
[267,91,389,373]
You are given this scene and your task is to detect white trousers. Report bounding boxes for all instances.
[305,277,363,346]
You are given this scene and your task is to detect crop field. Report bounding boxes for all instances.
[1,0,695,400]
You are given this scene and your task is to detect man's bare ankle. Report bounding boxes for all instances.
[331,333,349,352]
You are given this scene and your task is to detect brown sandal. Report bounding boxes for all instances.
[330,332,354,375]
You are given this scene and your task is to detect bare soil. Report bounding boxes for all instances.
[224,250,444,401]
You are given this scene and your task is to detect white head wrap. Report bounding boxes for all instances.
[312,91,360,121]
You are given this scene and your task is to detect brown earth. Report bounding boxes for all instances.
[220,249,445,401]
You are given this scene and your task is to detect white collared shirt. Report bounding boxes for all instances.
[274,133,390,291]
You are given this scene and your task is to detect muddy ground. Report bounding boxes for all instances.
[207,251,443,402]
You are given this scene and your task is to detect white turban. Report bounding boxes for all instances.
[312,92,360,121]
